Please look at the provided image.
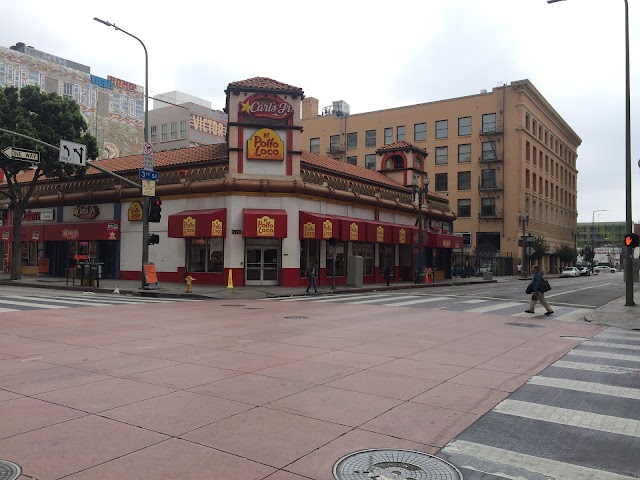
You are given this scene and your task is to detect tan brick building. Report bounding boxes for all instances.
[301,80,582,273]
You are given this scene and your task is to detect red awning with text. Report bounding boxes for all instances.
[243,209,287,238]
[168,209,227,238]
[426,233,464,249]
[333,216,366,242]
[43,221,120,241]
[365,221,393,243]
[299,212,340,240]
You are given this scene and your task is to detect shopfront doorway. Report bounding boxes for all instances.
[245,239,280,286]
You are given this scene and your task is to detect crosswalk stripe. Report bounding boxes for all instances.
[310,293,395,303]
[460,299,489,304]
[349,295,421,305]
[494,399,640,438]
[0,306,19,312]
[442,440,637,480]
[380,296,449,307]
[466,301,522,313]
[567,349,640,363]
[6,295,111,306]
[552,308,592,322]
[277,293,384,302]
[552,360,640,375]
[0,298,67,309]
[588,341,640,351]
[528,376,640,400]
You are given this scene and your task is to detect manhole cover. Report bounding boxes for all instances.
[284,316,308,319]
[0,460,21,480]
[333,449,462,480]
[505,322,543,328]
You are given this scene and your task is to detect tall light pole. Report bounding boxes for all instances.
[412,172,429,284]
[518,211,529,277]
[592,209,608,272]
[94,17,150,289]
[548,0,633,302]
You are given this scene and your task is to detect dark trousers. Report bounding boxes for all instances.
[306,275,317,293]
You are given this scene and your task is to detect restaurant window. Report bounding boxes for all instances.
[21,241,44,267]
[187,237,224,273]
[414,123,426,142]
[365,130,377,148]
[458,143,471,163]
[435,120,448,139]
[352,242,373,275]
[435,173,448,192]
[347,132,357,150]
[435,146,448,165]
[378,244,394,275]
[384,127,393,145]
[326,241,345,277]
[301,239,321,278]
[458,116,472,136]
[310,137,320,154]
[397,125,406,141]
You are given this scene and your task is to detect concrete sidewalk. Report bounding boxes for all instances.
[584,290,640,330]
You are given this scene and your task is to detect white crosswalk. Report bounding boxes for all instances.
[269,292,592,321]
[0,293,201,312]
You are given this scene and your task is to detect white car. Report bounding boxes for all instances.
[579,267,591,276]
[561,267,581,277]
[594,265,617,274]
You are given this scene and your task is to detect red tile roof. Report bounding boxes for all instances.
[300,151,406,189]
[376,141,427,156]
[226,77,303,93]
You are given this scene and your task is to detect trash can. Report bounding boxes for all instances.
[482,271,493,281]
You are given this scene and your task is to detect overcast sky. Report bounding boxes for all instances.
[3,0,639,225]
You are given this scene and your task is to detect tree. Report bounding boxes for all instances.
[0,85,98,279]
[580,245,595,269]
[529,235,550,264]
[554,244,577,265]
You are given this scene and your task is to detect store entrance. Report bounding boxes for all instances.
[245,239,280,286]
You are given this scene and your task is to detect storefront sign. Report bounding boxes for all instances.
[443,223,450,234]
[90,75,113,90]
[62,228,80,240]
[429,220,442,233]
[349,223,359,241]
[247,128,284,161]
[128,202,143,221]
[257,216,275,237]
[31,230,40,241]
[73,205,100,220]
[376,226,384,243]
[239,94,294,119]
[399,228,406,244]
[183,216,196,237]
[322,220,333,239]
[211,219,223,237]
[22,209,55,222]
[303,222,315,239]
[2,231,8,240]
[107,75,138,92]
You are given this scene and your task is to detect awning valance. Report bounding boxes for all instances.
[426,232,464,249]
[365,221,393,244]
[299,212,340,240]
[168,209,226,238]
[243,209,287,238]
[334,216,366,242]
[44,221,120,241]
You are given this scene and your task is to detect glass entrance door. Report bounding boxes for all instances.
[245,246,280,285]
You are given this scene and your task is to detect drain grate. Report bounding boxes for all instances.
[505,322,543,328]
[284,315,308,319]
[333,449,462,480]
[0,460,21,480]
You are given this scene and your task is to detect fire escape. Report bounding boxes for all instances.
[478,94,504,223]
[324,101,349,161]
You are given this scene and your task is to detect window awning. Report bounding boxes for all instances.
[365,221,393,243]
[243,209,287,238]
[333,216,366,242]
[427,232,464,249]
[168,209,227,238]
[44,221,121,241]
[394,225,414,245]
[299,212,340,240]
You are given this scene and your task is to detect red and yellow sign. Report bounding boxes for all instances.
[349,223,359,241]
[247,128,284,161]
[303,222,315,239]
[211,219,223,237]
[399,228,406,244]
[376,226,384,243]
[257,216,275,237]
[128,202,143,221]
[322,220,333,239]
[183,216,196,236]
[239,94,294,119]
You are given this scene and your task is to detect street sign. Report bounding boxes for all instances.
[526,246,535,256]
[143,143,153,155]
[59,140,87,166]
[141,179,156,197]
[2,146,40,163]
[139,169,159,181]
[143,154,154,171]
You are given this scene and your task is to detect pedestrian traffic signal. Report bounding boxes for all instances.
[148,196,162,223]
[148,234,160,245]
[624,233,639,249]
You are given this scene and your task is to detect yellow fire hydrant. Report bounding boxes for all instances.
[185,275,195,293]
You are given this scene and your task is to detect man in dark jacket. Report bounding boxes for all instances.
[305,261,318,294]
[525,264,553,315]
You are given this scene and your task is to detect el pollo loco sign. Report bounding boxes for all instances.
[239,94,293,119]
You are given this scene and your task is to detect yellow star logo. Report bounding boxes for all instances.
[240,100,251,113]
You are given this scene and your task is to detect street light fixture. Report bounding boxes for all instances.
[94,17,150,289]
[517,211,529,277]
[591,209,608,272]
[412,172,429,284]
[548,0,633,305]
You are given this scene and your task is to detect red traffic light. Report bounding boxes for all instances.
[624,233,639,248]
[152,198,162,206]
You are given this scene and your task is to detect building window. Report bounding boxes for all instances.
[150,125,157,143]
[179,120,187,139]
[458,171,471,190]
[482,113,497,133]
[170,122,178,141]
[458,116,471,136]
[365,130,376,148]
[384,128,393,145]
[481,169,497,189]
[481,198,496,217]
[63,82,73,99]
[525,113,530,130]
[346,156,357,165]
[435,146,448,165]
[481,141,496,161]
[526,141,530,162]
[397,125,406,141]
[435,173,448,192]
[458,144,471,163]
[414,123,426,142]
[310,137,320,154]
[462,233,472,247]
[187,237,224,273]
[533,173,537,192]
[325,241,345,277]
[458,199,471,217]
[435,120,448,139]
[352,243,374,275]
[365,154,376,170]
[329,135,341,153]
[347,132,357,150]
[160,124,168,142]
[526,169,530,189]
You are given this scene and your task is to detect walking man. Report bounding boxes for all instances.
[305,261,318,294]
[525,264,553,315]
[516,262,523,276]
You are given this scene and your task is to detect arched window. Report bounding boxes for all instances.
[385,154,405,169]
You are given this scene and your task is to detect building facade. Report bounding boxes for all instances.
[301,80,582,273]
[1,77,463,285]
[1,42,143,159]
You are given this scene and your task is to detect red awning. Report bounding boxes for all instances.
[394,225,414,245]
[44,221,120,241]
[0,226,13,241]
[168,209,227,238]
[426,232,464,249]
[333,216,366,242]
[299,212,340,240]
[243,209,287,238]
[365,221,393,243]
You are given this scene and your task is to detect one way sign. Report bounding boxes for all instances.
[59,140,87,166]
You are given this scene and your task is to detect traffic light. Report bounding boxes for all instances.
[148,234,160,245]
[148,196,162,223]
[624,233,639,249]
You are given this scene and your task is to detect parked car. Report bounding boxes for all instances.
[561,267,581,277]
[579,267,591,276]
[594,265,617,274]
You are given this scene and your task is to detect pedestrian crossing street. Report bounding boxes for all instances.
[441,327,640,479]
[270,292,593,321]
[0,293,201,312]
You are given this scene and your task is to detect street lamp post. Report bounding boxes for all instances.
[412,172,430,284]
[94,18,150,289]
[592,209,608,272]
[518,211,529,277]
[548,0,633,303]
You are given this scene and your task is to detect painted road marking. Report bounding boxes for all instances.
[545,283,613,298]
[567,349,640,363]
[6,295,111,306]
[380,297,449,307]
[528,376,640,400]
[312,293,395,303]
[466,301,522,313]
[0,299,67,309]
[460,299,489,304]
[552,360,640,375]
[278,293,384,302]
[587,341,640,351]
[349,295,421,305]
